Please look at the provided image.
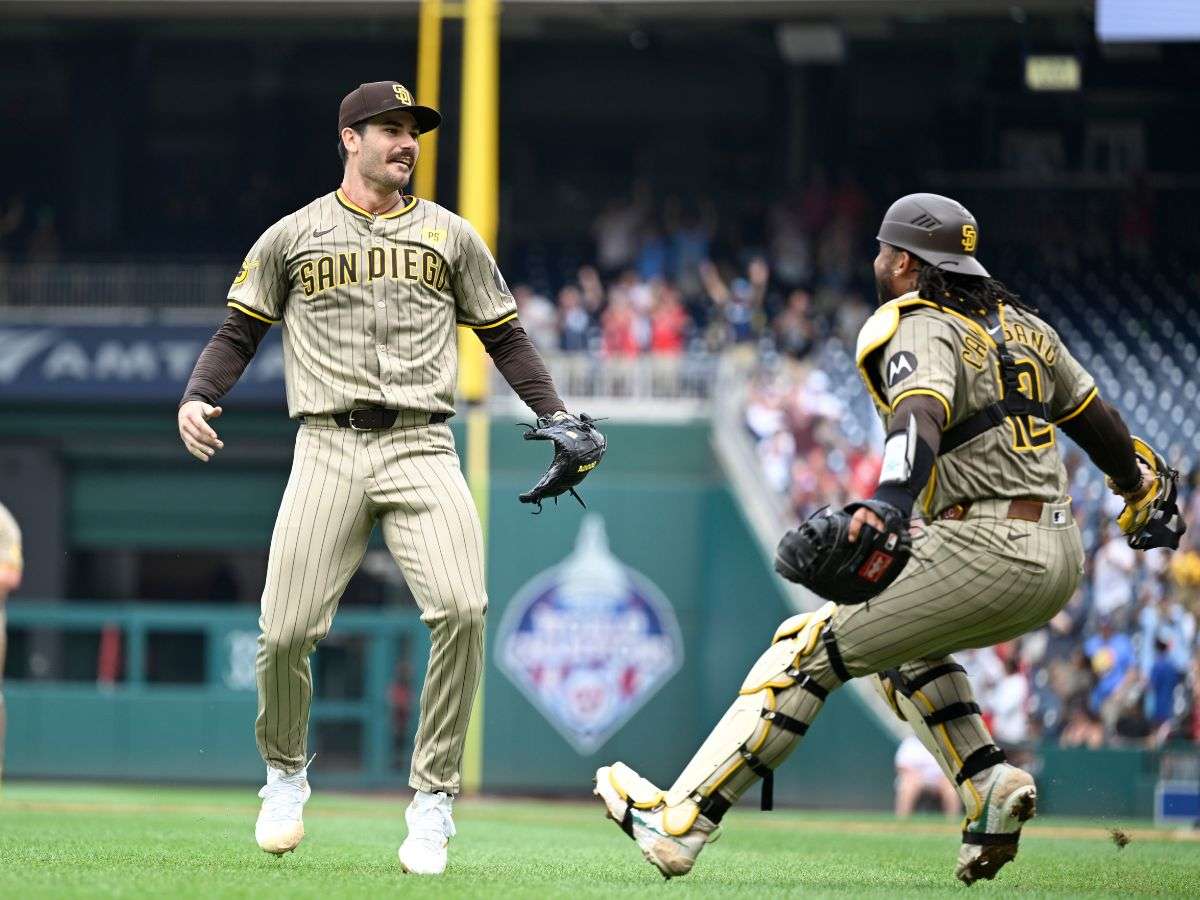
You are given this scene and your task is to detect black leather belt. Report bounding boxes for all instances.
[328,408,449,430]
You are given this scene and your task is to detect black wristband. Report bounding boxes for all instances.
[873,482,916,518]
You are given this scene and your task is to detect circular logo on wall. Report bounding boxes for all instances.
[495,514,683,755]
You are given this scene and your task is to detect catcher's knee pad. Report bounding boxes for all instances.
[879,663,1006,819]
[659,604,840,833]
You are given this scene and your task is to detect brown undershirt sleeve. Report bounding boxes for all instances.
[474,319,566,418]
[1059,395,1141,492]
[180,308,272,406]
[872,394,946,515]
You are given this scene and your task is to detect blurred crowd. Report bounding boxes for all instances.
[543,185,1200,753]
[744,361,1200,751]
[510,175,875,360]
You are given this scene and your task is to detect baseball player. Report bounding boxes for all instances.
[595,193,1184,883]
[0,501,22,787]
[178,81,602,875]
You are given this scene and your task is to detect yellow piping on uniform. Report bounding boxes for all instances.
[227,300,279,324]
[1054,386,1098,425]
[461,312,518,330]
[912,688,983,819]
[335,189,419,220]
[920,463,938,517]
[891,388,952,425]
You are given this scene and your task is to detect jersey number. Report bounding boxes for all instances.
[1009,357,1055,452]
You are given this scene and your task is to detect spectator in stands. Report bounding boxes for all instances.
[665,197,715,297]
[766,194,813,288]
[894,735,959,819]
[635,220,670,282]
[1059,695,1105,749]
[1084,615,1134,715]
[557,285,592,354]
[577,265,605,319]
[600,290,640,358]
[649,283,688,355]
[772,289,817,360]
[1146,632,1184,733]
[1137,586,1196,676]
[991,655,1032,750]
[759,430,797,495]
[1091,523,1138,630]
[592,195,646,277]
[514,284,559,353]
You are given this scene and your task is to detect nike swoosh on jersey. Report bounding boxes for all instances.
[313,226,336,237]
[987,325,1001,335]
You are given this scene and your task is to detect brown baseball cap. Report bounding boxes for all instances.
[338,81,441,134]
[876,192,989,278]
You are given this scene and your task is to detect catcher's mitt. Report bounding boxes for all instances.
[774,500,913,605]
[519,411,607,513]
[1107,436,1186,551]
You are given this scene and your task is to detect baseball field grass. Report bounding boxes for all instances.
[1,781,1197,898]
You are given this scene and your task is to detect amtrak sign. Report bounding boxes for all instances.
[496,515,683,755]
[0,325,284,403]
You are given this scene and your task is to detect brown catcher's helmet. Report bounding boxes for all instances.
[876,192,989,278]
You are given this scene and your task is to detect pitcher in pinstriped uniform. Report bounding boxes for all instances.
[594,193,1182,885]
[177,81,591,876]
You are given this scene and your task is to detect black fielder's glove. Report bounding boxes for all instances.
[774,500,913,605]
[519,411,607,513]
[1108,436,1187,551]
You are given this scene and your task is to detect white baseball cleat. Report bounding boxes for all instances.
[255,765,312,855]
[398,790,456,875]
[955,763,1037,885]
[593,763,720,879]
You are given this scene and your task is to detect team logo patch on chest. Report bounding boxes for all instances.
[885,350,918,387]
[495,515,683,755]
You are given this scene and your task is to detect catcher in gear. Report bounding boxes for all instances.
[594,192,1185,884]
[520,411,607,512]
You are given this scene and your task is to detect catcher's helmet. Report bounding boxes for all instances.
[876,192,989,278]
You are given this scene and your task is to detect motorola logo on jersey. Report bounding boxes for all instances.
[886,350,918,387]
[495,515,683,755]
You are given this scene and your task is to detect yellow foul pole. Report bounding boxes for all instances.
[457,0,499,796]
[414,0,443,202]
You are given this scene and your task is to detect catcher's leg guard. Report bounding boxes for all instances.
[876,658,1036,885]
[655,602,844,836]
[593,762,720,879]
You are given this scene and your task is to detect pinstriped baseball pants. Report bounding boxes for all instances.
[255,422,486,793]
[806,498,1084,682]
[694,499,1085,813]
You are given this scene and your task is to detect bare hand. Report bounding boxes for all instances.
[847,506,885,543]
[178,401,224,462]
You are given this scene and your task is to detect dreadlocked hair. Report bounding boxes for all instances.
[916,264,1037,317]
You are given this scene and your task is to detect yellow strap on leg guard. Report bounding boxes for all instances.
[606,761,664,810]
[661,607,838,825]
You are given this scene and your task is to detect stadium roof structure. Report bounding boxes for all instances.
[1,0,1092,21]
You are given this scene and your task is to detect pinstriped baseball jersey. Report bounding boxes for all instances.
[226,189,517,418]
[0,502,20,577]
[857,292,1096,516]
